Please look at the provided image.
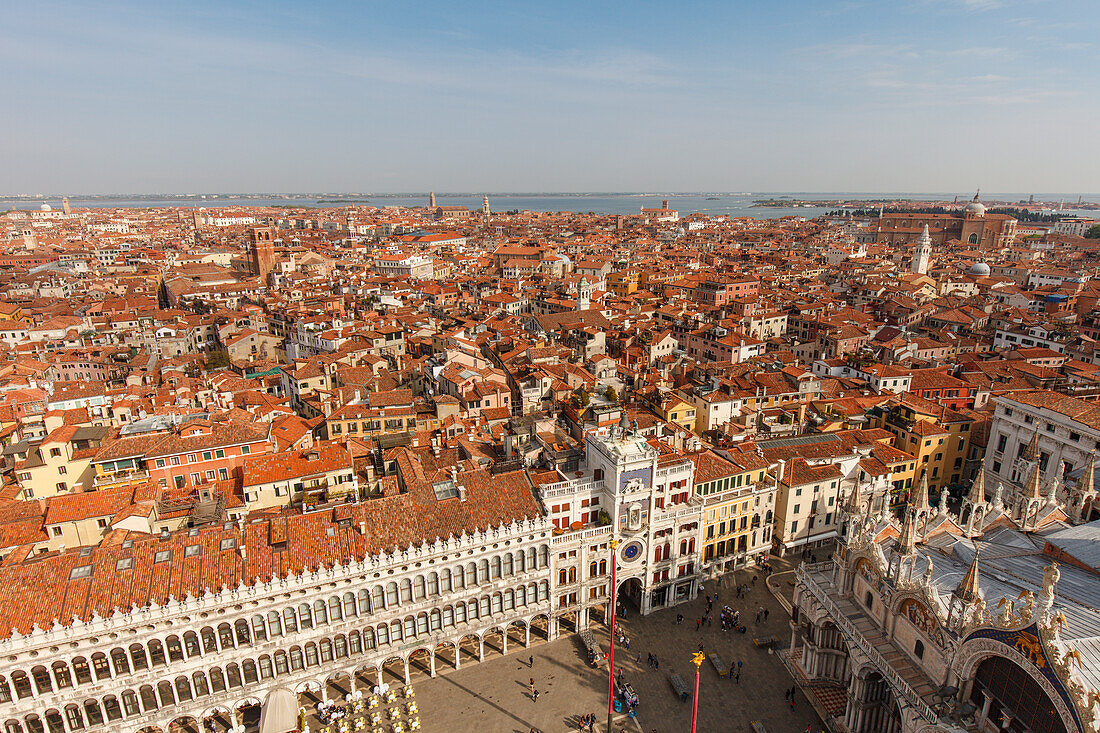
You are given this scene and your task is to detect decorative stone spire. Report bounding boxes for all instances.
[898,507,918,556]
[1023,430,1040,462]
[954,547,982,604]
[1077,454,1096,497]
[968,461,987,505]
[912,471,930,513]
[845,479,864,515]
[1025,463,1044,501]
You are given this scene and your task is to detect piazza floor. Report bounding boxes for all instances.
[398,563,825,733]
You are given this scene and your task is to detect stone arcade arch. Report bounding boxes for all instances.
[956,640,1074,733]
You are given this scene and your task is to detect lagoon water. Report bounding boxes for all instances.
[4,192,1098,219]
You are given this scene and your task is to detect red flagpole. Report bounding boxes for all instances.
[607,539,619,733]
[690,651,705,733]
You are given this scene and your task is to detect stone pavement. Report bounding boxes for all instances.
[413,564,824,732]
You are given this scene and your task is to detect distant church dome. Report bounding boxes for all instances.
[969,262,991,276]
[964,191,985,217]
[39,203,51,211]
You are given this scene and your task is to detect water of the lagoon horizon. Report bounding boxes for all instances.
[3,192,1099,219]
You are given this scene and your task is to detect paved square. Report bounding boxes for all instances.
[411,565,825,732]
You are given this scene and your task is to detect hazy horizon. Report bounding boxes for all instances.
[4,1,1098,193]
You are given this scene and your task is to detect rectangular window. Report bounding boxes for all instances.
[241,445,251,454]
[215,449,225,458]
[202,451,213,461]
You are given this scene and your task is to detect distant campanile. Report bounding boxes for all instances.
[429,191,436,208]
[62,197,71,215]
[482,195,490,216]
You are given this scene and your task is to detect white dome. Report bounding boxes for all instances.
[39,203,51,211]
[969,262,991,276]
[964,192,985,216]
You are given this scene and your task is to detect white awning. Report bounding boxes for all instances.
[260,687,298,733]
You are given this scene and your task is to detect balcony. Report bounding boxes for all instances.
[94,469,149,488]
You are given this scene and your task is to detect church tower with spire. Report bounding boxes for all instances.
[910,224,932,275]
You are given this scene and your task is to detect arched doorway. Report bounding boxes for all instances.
[407,649,432,679]
[381,657,407,686]
[530,615,550,642]
[617,577,644,613]
[507,620,528,649]
[969,655,1067,733]
[435,642,459,672]
[458,634,482,664]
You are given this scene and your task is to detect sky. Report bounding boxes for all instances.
[2,0,1098,194]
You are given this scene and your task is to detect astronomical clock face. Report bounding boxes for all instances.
[620,539,645,564]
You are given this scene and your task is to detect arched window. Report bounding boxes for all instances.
[490,594,503,614]
[416,614,429,635]
[491,556,502,579]
[358,589,371,614]
[166,635,185,662]
[32,667,52,695]
[183,632,201,658]
[275,651,290,675]
[437,563,451,594]
[377,624,389,645]
[242,660,258,684]
[477,559,490,583]
[413,575,426,600]
[73,657,93,682]
[298,603,313,630]
[479,596,491,617]
[201,627,218,653]
[540,545,550,567]
[443,606,455,626]
[305,643,319,667]
[467,562,478,586]
[226,664,242,688]
[217,623,234,648]
[0,676,10,703]
[209,668,226,693]
[430,609,442,631]
[148,639,166,667]
[64,705,84,731]
[122,690,141,717]
[314,599,328,624]
[5,719,24,733]
[385,582,398,607]
[968,233,978,244]
[157,680,175,707]
[24,715,43,733]
[371,586,384,611]
[349,631,362,654]
[517,551,526,572]
[52,662,72,689]
[289,649,304,671]
[320,639,333,663]
[192,671,209,697]
[428,572,439,596]
[251,615,267,641]
[139,685,158,711]
[174,676,192,701]
[103,697,122,722]
[328,596,342,621]
[517,586,527,606]
[454,565,465,589]
[259,656,274,679]
[503,554,514,576]
[283,607,298,633]
[363,628,375,650]
[235,619,251,644]
[455,603,467,623]
[343,592,357,618]
[400,578,413,603]
[127,645,149,673]
[267,610,282,637]
[334,637,348,659]
[391,620,403,642]
[504,590,514,610]
[45,711,64,733]
[91,653,111,680]
[83,700,103,726]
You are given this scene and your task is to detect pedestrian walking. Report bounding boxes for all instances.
[785,688,791,701]
[735,670,740,684]
[737,660,743,671]
[647,652,654,667]
[728,663,735,678]
[529,655,534,668]
[534,689,540,702]
[654,655,659,670]
[696,617,702,631]
[764,608,770,621]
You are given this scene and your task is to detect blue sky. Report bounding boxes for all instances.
[2,0,1097,193]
